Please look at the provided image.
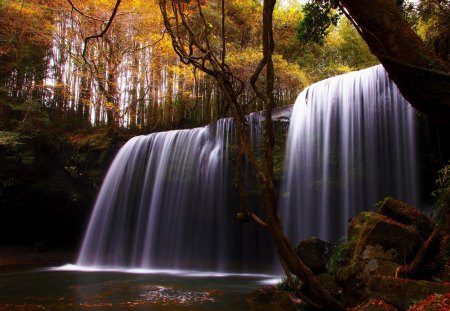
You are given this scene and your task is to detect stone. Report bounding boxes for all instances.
[378,197,434,240]
[347,212,422,262]
[367,276,450,310]
[336,212,425,306]
[359,244,400,277]
[295,237,334,274]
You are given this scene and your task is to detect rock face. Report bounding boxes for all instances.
[336,197,450,309]
[295,237,334,274]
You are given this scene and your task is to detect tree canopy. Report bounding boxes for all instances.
[0,0,397,135]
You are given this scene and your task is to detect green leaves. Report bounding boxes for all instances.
[296,0,340,45]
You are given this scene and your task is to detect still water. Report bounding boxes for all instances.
[0,265,281,310]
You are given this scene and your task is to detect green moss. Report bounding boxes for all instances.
[327,237,348,274]
[431,161,450,225]
[375,197,391,209]
[276,276,302,292]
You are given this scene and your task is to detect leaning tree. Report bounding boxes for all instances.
[337,0,450,121]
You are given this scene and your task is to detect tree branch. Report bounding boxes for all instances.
[66,0,105,22]
[82,0,122,61]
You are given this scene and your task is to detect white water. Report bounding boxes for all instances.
[280,65,419,243]
[77,118,273,272]
[77,65,420,273]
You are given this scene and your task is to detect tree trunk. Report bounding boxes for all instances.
[339,0,450,121]
[129,49,139,130]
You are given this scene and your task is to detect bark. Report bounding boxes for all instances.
[339,0,450,121]
[129,49,139,130]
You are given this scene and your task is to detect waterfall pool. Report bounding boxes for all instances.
[0,264,282,310]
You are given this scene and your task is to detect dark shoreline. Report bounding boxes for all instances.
[0,246,75,266]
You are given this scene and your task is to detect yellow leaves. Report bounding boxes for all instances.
[225,47,308,91]
[105,101,117,110]
[325,28,345,47]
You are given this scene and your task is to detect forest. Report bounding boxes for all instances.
[0,0,450,310]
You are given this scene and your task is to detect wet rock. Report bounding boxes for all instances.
[295,237,334,274]
[378,197,433,240]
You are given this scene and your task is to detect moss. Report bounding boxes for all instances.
[328,237,349,274]
[431,161,450,226]
[276,276,302,292]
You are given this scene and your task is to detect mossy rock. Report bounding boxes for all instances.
[337,211,424,306]
[347,212,422,264]
[378,197,433,240]
[295,237,334,274]
[367,276,450,310]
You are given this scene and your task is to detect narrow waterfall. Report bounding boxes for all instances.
[77,118,273,272]
[280,65,419,244]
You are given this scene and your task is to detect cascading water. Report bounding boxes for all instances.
[77,65,420,274]
[279,65,419,244]
[77,118,273,272]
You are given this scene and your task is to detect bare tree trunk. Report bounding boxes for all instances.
[130,48,139,130]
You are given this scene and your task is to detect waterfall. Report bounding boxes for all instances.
[77,118,273,272]
[280,65,419,244]
[77,65,420,273]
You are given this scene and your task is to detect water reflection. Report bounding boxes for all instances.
[0,266,281,310]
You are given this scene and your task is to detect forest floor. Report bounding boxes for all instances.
[0,246,75,266]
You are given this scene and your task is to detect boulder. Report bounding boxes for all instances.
[295,237,334,274]
[359,244,401,277]
[378,197,434,240]
[367,276,450,310]
[345,212,422,270]
[337,212,424,306]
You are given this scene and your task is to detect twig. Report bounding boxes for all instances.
[82,0,122,61]
[66,0,105,22]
